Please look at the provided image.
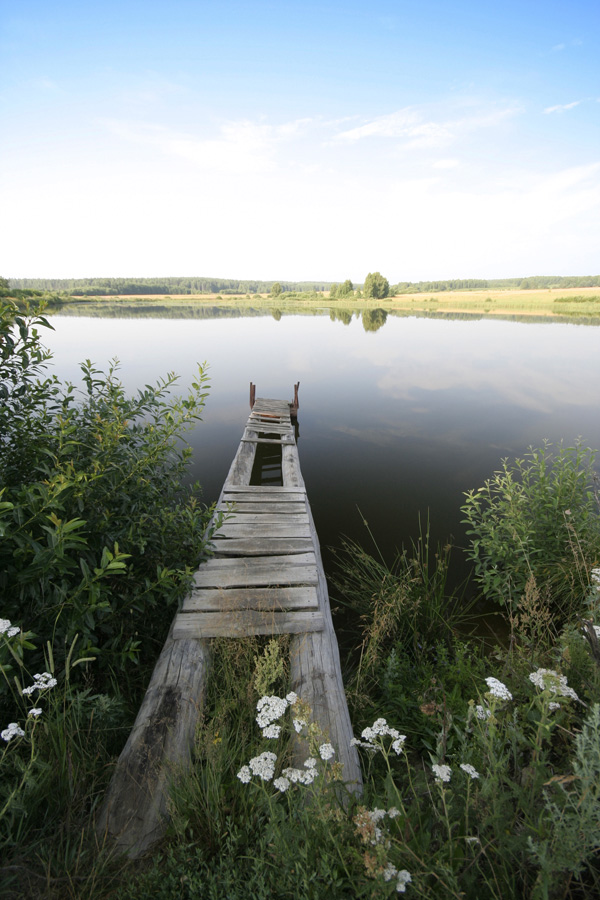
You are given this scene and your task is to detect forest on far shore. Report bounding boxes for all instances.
[7,273,600,297]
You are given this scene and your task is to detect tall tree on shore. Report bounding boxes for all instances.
[363,272,389,299]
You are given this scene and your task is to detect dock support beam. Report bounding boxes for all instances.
[96,629,211,857]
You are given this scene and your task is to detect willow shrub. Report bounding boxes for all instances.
[0,299,215,693]
[461,442,600,619]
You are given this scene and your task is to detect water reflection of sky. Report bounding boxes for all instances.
[45,313,600,582]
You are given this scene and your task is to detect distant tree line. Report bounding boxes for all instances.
[6,277,334,296]
[391,275,600,293]
[6,273,600,298]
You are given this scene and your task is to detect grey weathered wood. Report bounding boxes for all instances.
[216,523,311,539]
[290,500,362,793]
[211,537,314,556]
[241,436,294,445]
[282,443,304,488]
[96,627,210,857]
[226,439,256,485]
[194,557,319,588]
[173,609,325,639]
[222,485,303,494]
[217,502,306,515]
[183,586,319,612]
[216,513,309,526]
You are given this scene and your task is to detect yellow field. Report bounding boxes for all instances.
[68,286,600,319]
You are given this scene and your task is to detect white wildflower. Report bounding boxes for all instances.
[475,704,491,720]
[1,722,25,742]
[248,751,277,781]
[262,724,281,739]
[1,618,20,637]
[392,736,407,755]
[485,677,513,701]
[529,668,578,702]
[285,691,299,705]
[350,737,378,752]
[303,757,317,769]
[255,695,288,729]
[22,672,58,695]
[293,717,307,733]
[355,718,406,754]
[273,776,290,792]
[460,763,480,779]
[282,765,317,786]
[396,869,412,892]
[319,742,335,760]
[590,567,600,587]
[549,702,561,712]
[383,863,398,882]
[387,807,400,818]
[370,808,387,823]
[237,765,252,784]
[432,764,452,783]
[28,708,42,717]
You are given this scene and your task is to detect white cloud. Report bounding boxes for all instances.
[334,103,520,148]
[432,158,460,169]
[99,115,316,176]
[543,100,582,114]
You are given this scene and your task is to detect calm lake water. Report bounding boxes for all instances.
[45,308,600,603]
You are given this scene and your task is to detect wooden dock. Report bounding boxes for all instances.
[97,390,362,857]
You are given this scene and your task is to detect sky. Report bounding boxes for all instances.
[1,0,599,282]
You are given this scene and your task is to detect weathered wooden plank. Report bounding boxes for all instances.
[252,402,291,412]
[96,627,211,857]
[194,563,318,588]
[216,523,311,539]
[173,610,325,639]
[183,586,319,612]
[241,436,294,445]
[217,502,306,515]
[225,439,256,486]
[216,513,309,525]
[222,485,305,496]
[195,552,315,573]
[282,442,304,488]
[211,537,314,556]
[289,498,362,794]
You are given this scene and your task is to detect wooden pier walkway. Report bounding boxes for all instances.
[97,389,361,857]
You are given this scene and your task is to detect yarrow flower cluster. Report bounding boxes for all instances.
[485,677,513,701]
[22,672,57,695]
[351,718,407,755]
[460,763,480,779]
[243,751,278,782]
[238,753,320,789]
[319,742,335,760]
[1,722,25,742]
[590,568,600,589]
[529,668,579,702]
[432,764,452,783]
[383,865,412,893]
[475,704,491,720]
[0,618,20,638]
[255,692,299,737]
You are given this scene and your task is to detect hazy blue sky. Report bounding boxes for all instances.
[1,1,598,281]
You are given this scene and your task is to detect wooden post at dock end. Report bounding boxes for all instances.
[249,382,256,409]
[291,382,300,419]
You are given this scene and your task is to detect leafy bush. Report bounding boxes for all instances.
[0,299,215,688]
[461,442,600,617]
